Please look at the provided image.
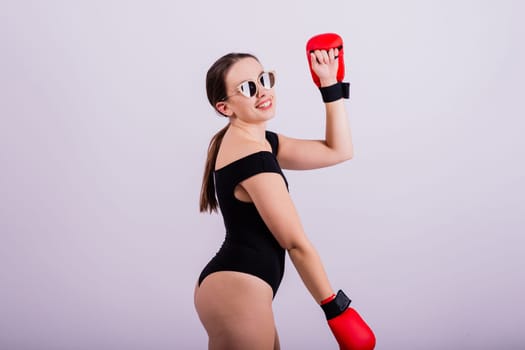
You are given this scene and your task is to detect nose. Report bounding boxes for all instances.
[256,87,265,98]
[256,81,270,98]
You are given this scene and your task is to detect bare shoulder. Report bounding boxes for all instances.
[215,130,273,171]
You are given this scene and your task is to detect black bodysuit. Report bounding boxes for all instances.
[198,131,288,297]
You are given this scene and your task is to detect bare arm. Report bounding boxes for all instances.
[277,48,353,170]
[240,172,333,303]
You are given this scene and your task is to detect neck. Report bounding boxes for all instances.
[229,120,267,144]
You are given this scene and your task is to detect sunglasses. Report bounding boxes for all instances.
[222,71,276,100]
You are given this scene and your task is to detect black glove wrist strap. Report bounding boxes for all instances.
[320,289,352,320]
[319,82,350,103]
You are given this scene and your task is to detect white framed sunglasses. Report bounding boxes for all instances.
[222,71,276,100]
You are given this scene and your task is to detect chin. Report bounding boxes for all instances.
[261,110,276,122]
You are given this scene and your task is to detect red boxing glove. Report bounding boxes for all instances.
[306,32,346,87]
[321,290,376,350]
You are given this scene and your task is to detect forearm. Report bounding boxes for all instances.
[324,98,353,159]
[288,240,334,304]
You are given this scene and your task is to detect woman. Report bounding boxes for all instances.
[194,46,375,350]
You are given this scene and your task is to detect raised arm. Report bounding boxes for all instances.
[277,48,354,170]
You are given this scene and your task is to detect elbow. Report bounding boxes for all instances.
[285,237,313,254]
[337,149,353,163]
[286,240,318,265]
[286,243,301,253]
[342,151,353,161]
[325,141,353,163]
[343,144,354,161]
[332,143,353,163]
[284,241,300,252]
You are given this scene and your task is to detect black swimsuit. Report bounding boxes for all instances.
[198,131,288,297]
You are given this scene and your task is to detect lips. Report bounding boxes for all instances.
[256,99,272,110]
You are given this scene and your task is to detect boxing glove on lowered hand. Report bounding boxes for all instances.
[321,290,376,350]
[306,33,350,102]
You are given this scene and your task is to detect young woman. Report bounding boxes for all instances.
[194,45,375,350]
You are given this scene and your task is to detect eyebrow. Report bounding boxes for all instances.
[232,70,265,87]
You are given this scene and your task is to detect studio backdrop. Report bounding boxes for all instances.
[1,1,524,349]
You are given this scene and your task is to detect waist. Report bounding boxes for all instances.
[224,230,281,251]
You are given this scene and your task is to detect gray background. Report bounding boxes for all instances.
[1,0,524,349]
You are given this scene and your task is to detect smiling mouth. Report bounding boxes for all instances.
[257,100,272,109]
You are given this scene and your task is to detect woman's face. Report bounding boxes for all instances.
[217,57,276,123]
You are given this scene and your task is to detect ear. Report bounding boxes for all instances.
[215,101,233,117]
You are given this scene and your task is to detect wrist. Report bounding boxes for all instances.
[320,292,337,305]
[319,82,350,103]
[319,78,338,87]
[320,289,352,320]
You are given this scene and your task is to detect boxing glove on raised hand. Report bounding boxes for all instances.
[306,33,350,102]
[321,290,376,350]
[306,32,346,87]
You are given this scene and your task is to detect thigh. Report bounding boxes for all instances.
[194,271,276,350]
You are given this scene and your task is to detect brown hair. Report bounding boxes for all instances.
[199,52,259,213]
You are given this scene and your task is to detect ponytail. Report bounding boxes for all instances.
[200,52,258,213]
[199,123,229,213]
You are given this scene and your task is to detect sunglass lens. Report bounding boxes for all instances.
[239,81,257,97]
[260,72,275,89]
